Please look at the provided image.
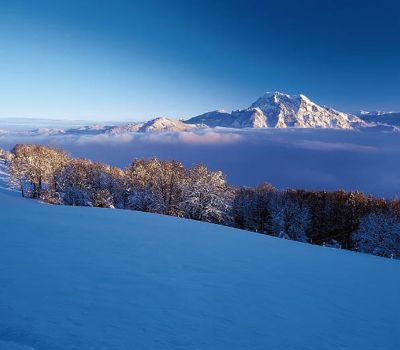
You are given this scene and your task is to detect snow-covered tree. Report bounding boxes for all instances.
[107,166,128,209]
[281,194,309,242]
[232,184,277,234]
[54,159,126,208]
[125,157,185,215]
[9,144,69,198]
[55,159,93,206]
[352,211,400,258]
[267,192,309,242]
[127,187,159,212]
[181,164,233,223]
[232,187,309,241]
[86,162,115,208]
[0,148,12,161]
[152,159,186,216]
[126,158,160,213]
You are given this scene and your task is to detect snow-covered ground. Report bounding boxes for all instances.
[0,185,400,349]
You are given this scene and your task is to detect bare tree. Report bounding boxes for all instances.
[126,157,185,215]
[9,144,69,198]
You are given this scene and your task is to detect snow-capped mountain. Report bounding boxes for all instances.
[184,110,233,128]
[15,117,205,137]
[189,108,268,128]
[107,117,205,134]
[2,92,398,137]
[187,92,363,129]
[136,117,203,133]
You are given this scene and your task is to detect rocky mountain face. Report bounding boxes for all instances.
[187,92,363,129]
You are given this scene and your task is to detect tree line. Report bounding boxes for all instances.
[2,144,400,259]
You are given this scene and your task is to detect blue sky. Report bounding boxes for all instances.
[0,0,399,121]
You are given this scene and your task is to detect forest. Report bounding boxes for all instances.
[1,144,400,259]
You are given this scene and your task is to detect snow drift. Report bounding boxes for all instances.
[0,187,399,349]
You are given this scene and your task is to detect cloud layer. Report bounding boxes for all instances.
[1,128,399,197]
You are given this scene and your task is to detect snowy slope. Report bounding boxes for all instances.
[0,188,399,349]
[188,92,363,129]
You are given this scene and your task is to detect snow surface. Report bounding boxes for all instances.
[0,184,400,349]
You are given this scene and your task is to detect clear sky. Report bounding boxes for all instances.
[0,0,399,121]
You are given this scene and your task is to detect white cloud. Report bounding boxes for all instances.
[177,131,243,144]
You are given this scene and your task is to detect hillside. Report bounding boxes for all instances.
[0,186,399,349]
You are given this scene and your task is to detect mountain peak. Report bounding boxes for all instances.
[259,92,312,104]
[139,117,202,132]
[188,91,356,129]
[264,91,291,98]
[299,94,312,103]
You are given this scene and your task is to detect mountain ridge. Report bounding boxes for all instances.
[2,92,400,136]
[187,91,364,129]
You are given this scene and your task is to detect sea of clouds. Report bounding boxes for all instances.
[1,125,399,198]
